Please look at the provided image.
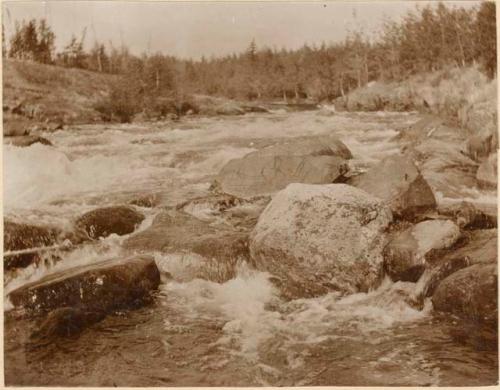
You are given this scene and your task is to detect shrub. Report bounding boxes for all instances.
[94,78,140,123]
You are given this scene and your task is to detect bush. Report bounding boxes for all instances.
[94,78,140,123]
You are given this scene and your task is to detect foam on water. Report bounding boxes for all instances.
[161,264,431,364]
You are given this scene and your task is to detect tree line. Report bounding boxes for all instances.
[2,1,496,104]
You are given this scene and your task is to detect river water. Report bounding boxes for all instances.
[4,110,498,386]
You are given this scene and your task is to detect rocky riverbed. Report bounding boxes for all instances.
[4,109,497,386]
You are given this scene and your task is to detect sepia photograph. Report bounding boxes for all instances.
[2,0,498,386]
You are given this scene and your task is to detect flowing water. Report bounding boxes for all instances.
[4,110,498,386]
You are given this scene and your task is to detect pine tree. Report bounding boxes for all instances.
[475,1,496,78]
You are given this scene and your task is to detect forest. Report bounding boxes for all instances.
[2,2,496,109]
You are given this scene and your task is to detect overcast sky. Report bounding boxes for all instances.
[2,1,480,60]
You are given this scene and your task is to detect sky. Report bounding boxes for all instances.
[2,1,480,60]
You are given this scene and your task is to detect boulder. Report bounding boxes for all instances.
[5,135,52,147]
[75,206,145,240]
[464,130,497,162]
[8,255,160,313]
[411,138,479,200]
[257,136,353,160]
[413,256,470,301]
[440,229,497,266]
[353,154,436,219]
[4,220,61,270]
[476,152,497,189]
[412,228,497,302]
[432,263,497,327]
[384,220,461,282]
[241,105,269,113]
[215,101,246,116]
[249,183,393,299]
[124,211,249,283]
[438,201,496,230]
[215,136,352,198]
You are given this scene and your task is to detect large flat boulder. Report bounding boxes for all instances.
[476,152,497,189]
[124,210,249,283]
[384,220,461,282]
[353,155,436,219]
[432,263,497,327]
[215,136,352,198]
[249,183,393,299]
[75,206,145,240]
[4,220,61,270]
[8,255,160,313]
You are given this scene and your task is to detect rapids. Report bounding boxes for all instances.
[4,110,498,386]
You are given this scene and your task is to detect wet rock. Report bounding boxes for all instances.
[316,106,336,117]
[438,201,496,229]
[411,228,497,306]
[5,135,52,147]
[440,229,497,266]
[75,206,145,239]
[464,130,497,162]
[432,263,497,327]
[384,220,461,282]
[30,307,106,341]
[8,255,160,313]
[393,115,444,144]
[411,138,479,200]
[413,256,470,300]
[178,194,269,230]
[353,154,436,219]
[249,183,393,299]
[241,105,269,113]
[4,220,60,270]
[215,101,246,116]
[129,193,161,208]
[476,152,497,189]
[124,211,249,283]
[215,136,352,198]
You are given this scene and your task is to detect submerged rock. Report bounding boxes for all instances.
[432,263,497,327]
[124,211,249,283]
[4,220,60,270]
[5,135,52,147]
[384,220,461,282]
[353,155,436,219]
[215,136,352,198]
[8,255,160,313]
[476,152,497,189]
[75,206,145,239]
[30,307,107,342]
[249,183,393,299]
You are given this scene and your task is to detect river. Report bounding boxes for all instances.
[4,109,498,386]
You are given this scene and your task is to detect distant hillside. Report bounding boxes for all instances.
[3,60,118,135]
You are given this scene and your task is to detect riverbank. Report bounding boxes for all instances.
[3,60,300,139]
[336,65,497,147]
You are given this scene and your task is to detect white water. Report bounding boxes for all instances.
[4,110,497,386]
